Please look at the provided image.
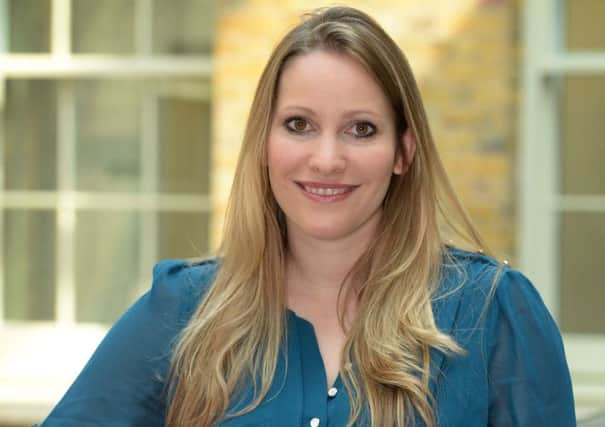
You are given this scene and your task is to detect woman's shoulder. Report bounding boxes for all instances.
[37,258,222,426]
[149,257,221,323]
[152,257,220,292]
[440,245,531,299]
[435,246,549,334]
[434,253,574,425]
[442,245,503,278]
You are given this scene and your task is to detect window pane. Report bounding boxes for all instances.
[8,0,51,53]
[158,212,209,260]
[3,210,55,321]
[75,211,140,324]
[75,80,141,192]
[4,80,57,191]
[72,0,135,54]
[560,212,605,333]
[560,76,605,195]
[153,0,215,54]
[566,0,605,51]
[158,97,211,194]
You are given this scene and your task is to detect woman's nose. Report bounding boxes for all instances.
[308,136,346,175]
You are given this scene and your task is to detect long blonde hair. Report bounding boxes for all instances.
[166,6,487,427]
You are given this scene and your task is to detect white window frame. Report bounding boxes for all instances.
[0,0,212,423]
[520,0,605,415]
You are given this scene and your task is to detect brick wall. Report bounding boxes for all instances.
[212,0,518,260]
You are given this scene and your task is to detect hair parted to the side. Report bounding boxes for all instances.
[165,6,490,427]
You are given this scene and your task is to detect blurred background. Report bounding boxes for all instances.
[0,0,603,425]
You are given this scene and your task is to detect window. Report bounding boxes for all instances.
[0,0,214,423]
[521,0,605,416]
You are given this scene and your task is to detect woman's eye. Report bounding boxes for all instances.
[350,121,376,138]
[285,117,311,133]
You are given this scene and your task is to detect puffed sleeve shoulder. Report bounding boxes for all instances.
[38,258,219,427]
[486,268,576,426]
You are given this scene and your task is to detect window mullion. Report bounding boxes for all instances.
[0,0,8,323]
[0,0,8,109]
[135,0,153,56]
[52,0,75,323]
[139,93,159,290]
[137,0,158,289]
[0,109,5,324]
[541,53,605,75]
[520,0,560,315]
[0,56,213,78]
[51,0,71,56]
[55,82,76,323]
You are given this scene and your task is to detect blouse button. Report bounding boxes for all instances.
[328,387,338,397]
[310,417,320,427]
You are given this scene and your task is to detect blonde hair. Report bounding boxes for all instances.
[166,6,488,427]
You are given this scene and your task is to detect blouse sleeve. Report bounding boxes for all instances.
[38,259,215,427]
[487,268,576,426]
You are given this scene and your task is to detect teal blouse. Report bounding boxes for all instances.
[39,249,576,426]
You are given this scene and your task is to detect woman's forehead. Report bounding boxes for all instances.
[275,50,393,117]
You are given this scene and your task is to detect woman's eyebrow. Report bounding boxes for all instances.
[278,105,317,115]
[341,109,382,120]
[278,105,383,120]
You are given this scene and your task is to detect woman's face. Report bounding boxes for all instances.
[267,50,413,243]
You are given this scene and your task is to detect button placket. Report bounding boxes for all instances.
[293,313,328,427]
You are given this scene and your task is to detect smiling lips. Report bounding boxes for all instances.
[296,181,357,202]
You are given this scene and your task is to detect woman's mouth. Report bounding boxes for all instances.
[295,181,357,202]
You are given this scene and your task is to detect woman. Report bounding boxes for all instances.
[40,6,575,427]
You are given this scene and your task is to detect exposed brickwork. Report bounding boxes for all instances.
[212,0,518,260]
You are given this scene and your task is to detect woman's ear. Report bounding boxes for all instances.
[393,127,417,175]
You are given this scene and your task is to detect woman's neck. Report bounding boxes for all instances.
[285,216,379,304]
